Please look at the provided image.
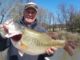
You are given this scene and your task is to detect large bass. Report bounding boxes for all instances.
[0,20,80,55]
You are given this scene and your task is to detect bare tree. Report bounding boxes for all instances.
[0,0,15,23]
[57,3,80,32]
[0,2,5,24]
[20,0,35,3]
[37,7,54,31]
[27,0,34,2]
[66,8,80,32]
[57,3,75,30]
[0,2,1,5]
[58,4,68,24]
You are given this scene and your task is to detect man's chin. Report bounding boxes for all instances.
[25,18,35,23]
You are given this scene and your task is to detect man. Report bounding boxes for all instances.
[0,2,77,60]
[7,2,56,60]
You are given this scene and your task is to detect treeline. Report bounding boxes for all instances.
[56,4,80,33]
[37,3,80,33]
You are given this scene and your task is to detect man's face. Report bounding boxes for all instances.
[23,7,37,23]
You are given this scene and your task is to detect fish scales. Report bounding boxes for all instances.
[13,28,66,55]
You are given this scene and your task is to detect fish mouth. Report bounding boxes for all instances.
[5,30,22,41]
[11,34,22,41]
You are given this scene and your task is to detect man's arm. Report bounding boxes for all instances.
[0,34,9,51]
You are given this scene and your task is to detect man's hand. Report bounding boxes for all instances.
[45,47,57,55]
[64,41,77,56]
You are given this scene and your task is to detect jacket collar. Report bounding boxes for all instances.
[20,17,37,29]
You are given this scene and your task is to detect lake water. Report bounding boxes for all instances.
[0,48,80,60]
[48,48,80,60]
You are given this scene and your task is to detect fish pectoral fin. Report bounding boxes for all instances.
[18,42,28,57]
[20,42,28,50]
[18,50,24,57]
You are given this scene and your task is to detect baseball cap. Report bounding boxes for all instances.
[24,2,38,11]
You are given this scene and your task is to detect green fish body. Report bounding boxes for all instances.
[11,28,65,55]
